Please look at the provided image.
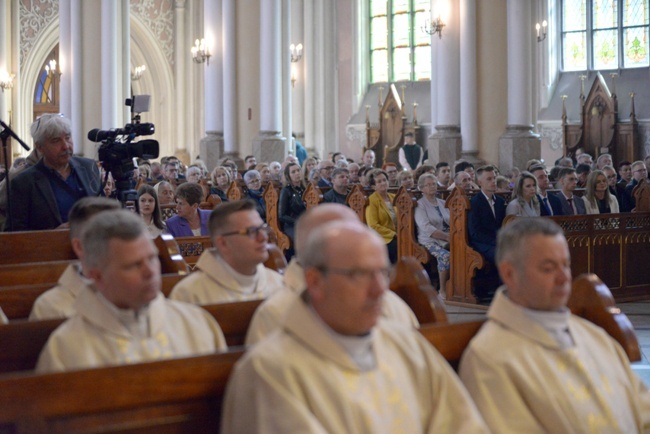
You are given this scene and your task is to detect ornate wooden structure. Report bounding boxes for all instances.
[562,72,640,163]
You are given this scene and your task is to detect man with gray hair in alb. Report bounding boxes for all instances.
[36,210,227,373]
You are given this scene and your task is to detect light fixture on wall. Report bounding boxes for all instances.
[45,59,61,79]
[290,43,303,63]
[0,71,14,92]
[422,12,445,39]
[191,38,211,66]
[536,20,548,42]
[131,65,146,81]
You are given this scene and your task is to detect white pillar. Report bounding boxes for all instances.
[259,0,282,134]
[507,0,531,125]
[173,0,187,156]
[222,0,237,155]
[0,0,10,123]
[204,0,223,135]
[101,0,119,129]
[70,0,83,152]
[282,0,292,154]
[59,0,71,121]
[291,0,305,147]
[436,0,460,126]
[303,0,314,155]
[121,0,130,123]
[460,0,478,157]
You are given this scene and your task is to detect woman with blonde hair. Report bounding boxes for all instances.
[505,171,541,217]
[584,169,619,214]
[301,157,317,185]
[365,168,397,263]
[255,163,272,183]
[210,166,231,202]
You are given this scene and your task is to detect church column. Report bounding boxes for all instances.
[199,0,224,170]
[252,0,287,163]
[460,0,478,161]
[498,0,540,171]
[428,0,462,166]
[222,0,237,160]
[291,0,305,153]
[0,0,12,124]
[282,0,293,155]
[173,0,189,163]
[101,0,120,129]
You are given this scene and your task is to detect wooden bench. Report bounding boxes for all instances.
[0,229,75,264]
[0,273,638,433]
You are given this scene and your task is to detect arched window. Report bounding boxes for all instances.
[369,0,431,83]
[562,0,649,71]
[34,45,60,120]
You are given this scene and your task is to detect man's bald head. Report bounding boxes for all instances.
[295,204,360,257]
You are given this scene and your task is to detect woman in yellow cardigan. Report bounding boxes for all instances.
[365,168,398,263]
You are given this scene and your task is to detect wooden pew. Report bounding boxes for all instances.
[390,257,447,324]
[303,182,323,210]
[263,182,291,253]
[0,229,75,264]
[346,183,368,223]
[0,261,72,287]
[0,273,639,434]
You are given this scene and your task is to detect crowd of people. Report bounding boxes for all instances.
[2,114,650,432]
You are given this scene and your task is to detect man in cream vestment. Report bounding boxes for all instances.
[30,197,121,320]
[170,200,283,304]
[459,218,650,433]
[245,203,418,346]
[36,210,227,373]
[222,222,488,433]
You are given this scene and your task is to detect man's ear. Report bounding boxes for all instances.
[87,266,104,289]
[305,267,325,302]
[497,261,515,288]
[71,238,83,259]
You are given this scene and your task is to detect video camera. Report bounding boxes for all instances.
[88,96,159,204]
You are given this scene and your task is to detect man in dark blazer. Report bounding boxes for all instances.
[468,165,506,265]
[7,114,101,231]
[555,167,586,215]
[530,165,564,216]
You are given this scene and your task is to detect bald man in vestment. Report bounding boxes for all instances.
[36,210,226,373]
[222,222,488,433]
[460,218,650,433]
[245,203,418,346]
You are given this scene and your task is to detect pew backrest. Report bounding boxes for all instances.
[346,184,368,223]
[0,229,74,265]
[263,183,291,252]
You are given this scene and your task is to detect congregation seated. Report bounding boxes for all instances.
[398,169,415,189]
[505,171,541,217]
[621,160,648,212]
[170,200,284,304]
[243,169,266,222]
[459,218,650,433]
[322,167,349,204]
[222,221,489,433]
[29,197,121,321]
[245,204,418,346]
[316,159,335,188]
[137,184,167,238]
[209,165,231,202]
[36,210,227,373]
[556,167,587,215]
[447,169,473,192]
[583,169,620,214]
[166,182,210,237]
[347,162,360,183]
[468,165,506,266]
[365,168,398,263]
[414,173,450,294]
[153,180,175,205]
[530,164,564,216]
[278,162,307,248]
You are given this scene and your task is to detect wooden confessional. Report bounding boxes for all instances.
[562,72,640,164]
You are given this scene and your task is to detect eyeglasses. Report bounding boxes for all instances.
[633,168,647,173]
[318,266,391,285]
[247,178,261,184]
[34,113,64,133]
[220,224,270,239]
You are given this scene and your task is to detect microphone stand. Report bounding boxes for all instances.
[0,119,31,230]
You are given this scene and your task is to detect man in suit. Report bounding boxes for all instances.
[530,165,563,216]
[7,114,102,231]
[316,160,335,188]
[556,167,586,215]
[468,165,506,266]
[621,160,648,212]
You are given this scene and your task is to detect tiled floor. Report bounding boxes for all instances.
[444,300,650,387]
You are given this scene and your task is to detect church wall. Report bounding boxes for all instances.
[476,0,508,166]
[336,0,357,161]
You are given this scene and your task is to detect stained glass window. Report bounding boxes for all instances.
[562,0,649,70]
[370,0,431,83]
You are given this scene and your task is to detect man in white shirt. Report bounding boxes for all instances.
[30,197,121,320]
[460,218,650,433]
[170,200,284,304]
[245,203,418,346]
[36,210,227,373]
[222,221,488,433]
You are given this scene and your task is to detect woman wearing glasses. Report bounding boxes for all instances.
[584,169,619,214]
[166,182,210,237]
[244,170,266,222]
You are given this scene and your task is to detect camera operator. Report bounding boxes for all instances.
[6,114,101,231]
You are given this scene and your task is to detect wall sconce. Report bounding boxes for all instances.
[45,59,61,79]
[536,20,548,42]
[0,71,14,92]
[290,43,303,63]
[191,38,211,66]
[422,13,445,39]
[131,65,146,81]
